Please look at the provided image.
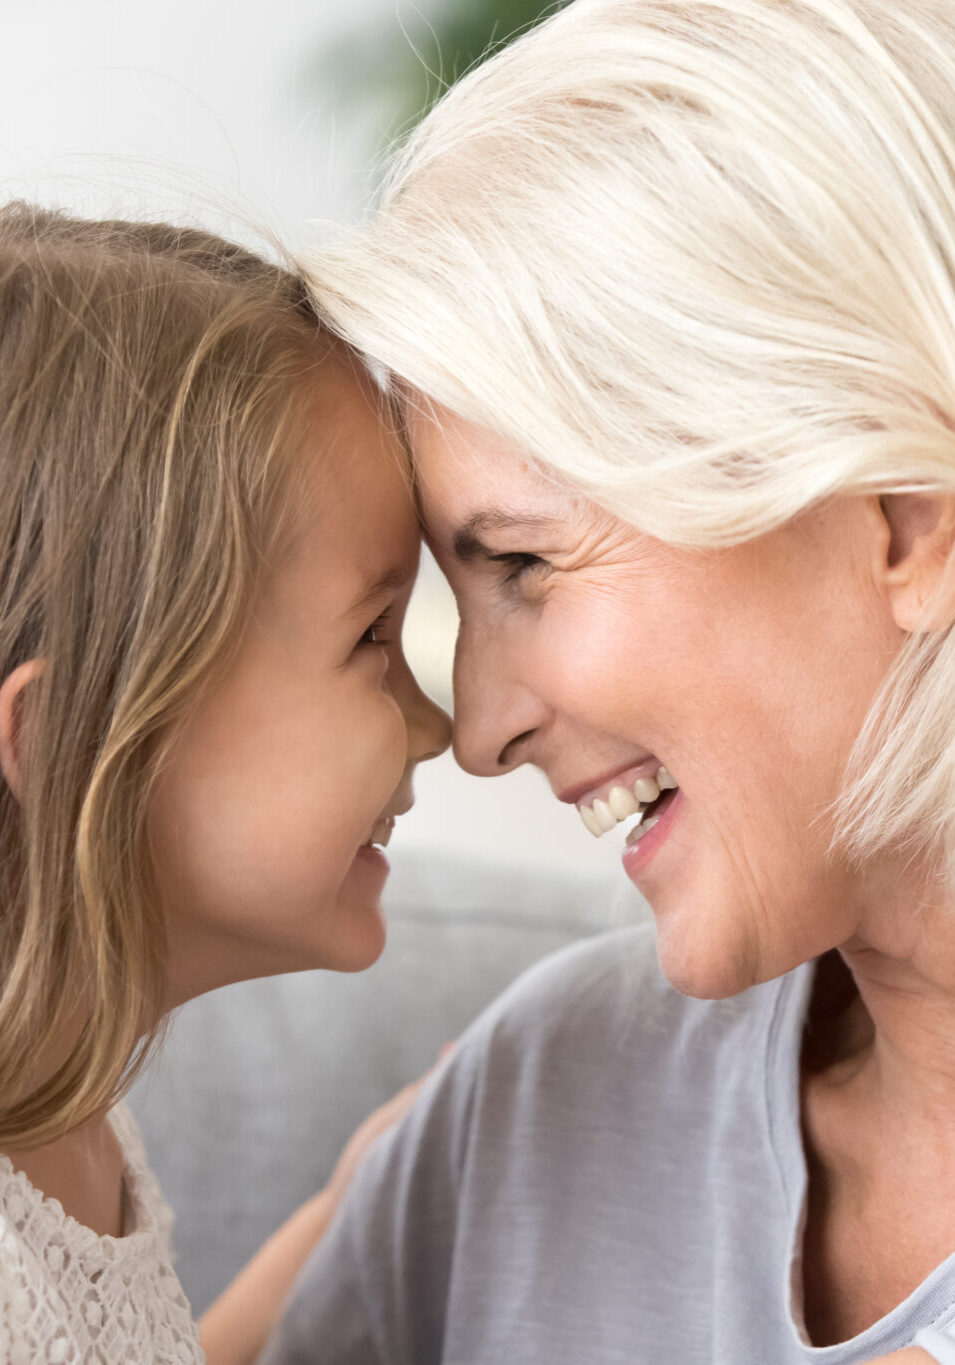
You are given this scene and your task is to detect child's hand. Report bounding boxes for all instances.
[200,1045,456,1365]
[326,1043,455,1203]
[867,1352,935,1363]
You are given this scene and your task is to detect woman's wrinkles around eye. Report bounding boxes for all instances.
[490,552,548,587]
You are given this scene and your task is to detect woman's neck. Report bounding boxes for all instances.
[836,860,955,1123]
[797,875,955,1344]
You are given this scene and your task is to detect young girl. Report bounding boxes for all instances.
[0,201,451,1362]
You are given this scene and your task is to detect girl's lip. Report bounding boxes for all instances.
[354,843,391,878]
[621,790,684,882]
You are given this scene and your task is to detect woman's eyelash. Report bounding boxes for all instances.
[358,606,394,647]
[489,552,547,584]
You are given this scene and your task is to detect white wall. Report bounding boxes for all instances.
[0,0,382,230]
[0,0,629,881]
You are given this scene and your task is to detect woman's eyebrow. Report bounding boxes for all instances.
[452,511,558,563]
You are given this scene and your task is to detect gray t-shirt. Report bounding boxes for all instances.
[262,922,955,1364]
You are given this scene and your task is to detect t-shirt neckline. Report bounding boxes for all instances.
[765,958,955,1358]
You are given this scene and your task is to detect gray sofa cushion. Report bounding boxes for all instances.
[129,850,646,1314]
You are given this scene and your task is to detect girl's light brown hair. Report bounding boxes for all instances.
[0,202,330,1147]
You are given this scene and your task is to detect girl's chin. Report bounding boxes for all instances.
[320,896,388,974]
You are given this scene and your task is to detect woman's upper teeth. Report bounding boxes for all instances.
[578,765,678,838]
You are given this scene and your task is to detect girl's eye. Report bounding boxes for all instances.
[491,552,548,585]
[358,607,393,648]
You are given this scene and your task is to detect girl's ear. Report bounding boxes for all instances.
[0,658,45,803]
[879,493,955,633]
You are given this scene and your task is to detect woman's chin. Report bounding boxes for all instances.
[652,908,762,1001]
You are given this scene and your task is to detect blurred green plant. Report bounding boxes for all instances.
[310,0,569,143]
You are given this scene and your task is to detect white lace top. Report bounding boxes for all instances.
[0,1103,204,1363]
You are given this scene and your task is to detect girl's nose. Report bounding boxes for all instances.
[402,671,452,766]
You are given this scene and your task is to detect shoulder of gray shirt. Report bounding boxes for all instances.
[262,922,793,1365]
[364,920,783,1182]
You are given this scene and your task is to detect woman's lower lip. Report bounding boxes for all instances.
[621,790,683,882]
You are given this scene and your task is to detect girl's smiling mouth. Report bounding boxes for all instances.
[361,816,396,851]
[359,792,414,854]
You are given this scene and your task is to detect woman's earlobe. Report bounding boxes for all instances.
[879,492,955,633]
[0,658,45,802]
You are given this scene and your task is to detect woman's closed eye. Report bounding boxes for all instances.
[489,552,549,586]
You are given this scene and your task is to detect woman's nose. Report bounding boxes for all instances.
[451,627,547,777]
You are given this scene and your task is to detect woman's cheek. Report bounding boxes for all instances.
[532,603,632,720]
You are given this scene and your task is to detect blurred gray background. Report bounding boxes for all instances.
[0,0,627,877]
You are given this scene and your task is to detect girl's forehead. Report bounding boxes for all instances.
[261,446,420,628]
[268,365,420,604]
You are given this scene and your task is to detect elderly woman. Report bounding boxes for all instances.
[263,1,955,1361]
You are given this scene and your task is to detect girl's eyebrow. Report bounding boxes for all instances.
[452,512,558,564]
[343,566,414,620]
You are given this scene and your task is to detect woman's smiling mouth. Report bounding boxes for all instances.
[574,761,679,839]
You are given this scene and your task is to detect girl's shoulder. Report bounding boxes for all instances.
[108,1101,177,1249]
[0,1103,203,1364]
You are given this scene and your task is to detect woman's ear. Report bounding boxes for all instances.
[0,658,45,803]
[878,493,955,633]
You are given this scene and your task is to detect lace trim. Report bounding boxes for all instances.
[0,1104,166,1260]
[0,1102,204,1363]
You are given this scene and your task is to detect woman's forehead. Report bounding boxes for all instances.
[407,402,575,532]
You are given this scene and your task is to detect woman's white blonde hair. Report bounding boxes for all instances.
[303,0,955,885]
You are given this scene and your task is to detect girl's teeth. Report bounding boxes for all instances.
[608,785,640,820]
[656,766,677,791]
[634,776,659,803]
[363,818,395,848]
